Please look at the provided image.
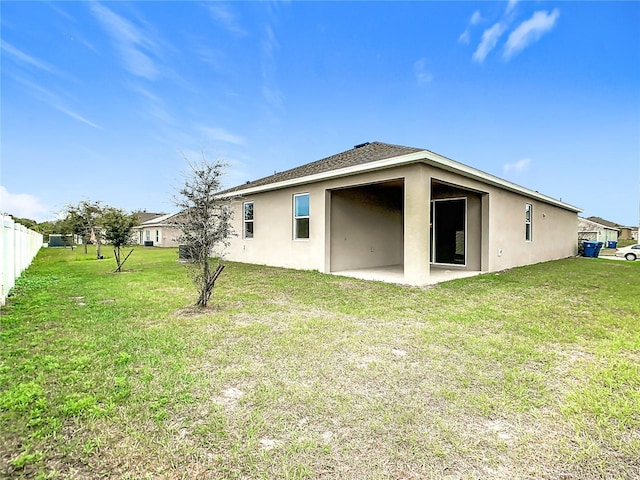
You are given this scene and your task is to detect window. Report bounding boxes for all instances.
[145,230,150,241]
[293,193,310,239]
[243,202,254,239]
[155,230,160,243]
[525,203,532,241]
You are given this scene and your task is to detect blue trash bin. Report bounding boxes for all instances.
[594,242,604,257]
[583,241,597,257]
[607,241,617,248]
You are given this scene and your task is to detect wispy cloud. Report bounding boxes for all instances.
[503,158,531,174]
[473,22,506,63]
[89,2,159,80]
[207,3,247,36]
[503,9,560,60]
[1,41,63,76]
[506,0,519,15]
[413,58,434,85]
[200,127,245,145]
[9,74,101,129]
[260,23,284,111]
[0,186,54,222]
[458,10,483,45]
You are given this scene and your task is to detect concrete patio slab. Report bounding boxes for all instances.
[332,264,483,286]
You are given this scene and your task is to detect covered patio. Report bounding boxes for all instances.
[332,264,483,285]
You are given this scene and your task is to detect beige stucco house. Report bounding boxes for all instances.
[134,213,182,248]
[219,142,581,286]
[577,217,619,243]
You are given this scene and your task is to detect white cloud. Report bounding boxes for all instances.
[0,186,54,222]
[503,9,560,60]
[200,127,245,145]
[503,158,531,174]
[8,74,100,129]
[1,41,58,74]
[413,58,434,85]
[208,4,247,36]
[260,24,284,112]
[458,10,483,45]
[473,22,506,63]
[506,0,519,15]
[470,10,483,25]
[458,30,470,45]
[89,2,159,80]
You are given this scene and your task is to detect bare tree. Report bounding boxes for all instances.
[174,154,234,308]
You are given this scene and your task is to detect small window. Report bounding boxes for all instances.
[294,193,310,239]
[525,203,532,241]
[155,230,160,243]
[243,202,254,239]
[145,230,150,241]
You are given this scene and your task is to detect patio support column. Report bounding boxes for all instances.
[404,165,431,285]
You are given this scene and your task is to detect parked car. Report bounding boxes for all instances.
[615,244,640,261]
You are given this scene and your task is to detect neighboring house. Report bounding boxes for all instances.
[134,213,182,247]
[585,216,640,241]
[578,218,619,243]
[134,211,167,225]
[218,141,581,286]
[621,227,639,241]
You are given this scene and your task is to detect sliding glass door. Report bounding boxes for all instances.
[431,198,466,266]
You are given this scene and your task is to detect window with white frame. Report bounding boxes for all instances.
[525,203,533,241]
[155,230,160,243]
[293,193,310,239]
[243,202,254,239]
[145,230,150,241]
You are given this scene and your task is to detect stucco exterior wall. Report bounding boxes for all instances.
[487,189,577,271]
[138,226,182,247]
[426,168,577,272]
[224,162,578,284]
[330,184,403,271]
[225,166,417,271]
[431,184,482,271]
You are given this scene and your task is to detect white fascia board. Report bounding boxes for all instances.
[220,150,582,213]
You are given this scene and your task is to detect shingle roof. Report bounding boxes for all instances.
[586,216,621,228]
[134,211,167,224]
[221,141,421,194]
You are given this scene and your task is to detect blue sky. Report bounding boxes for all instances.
[1,1,639,226]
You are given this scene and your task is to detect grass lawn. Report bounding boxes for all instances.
[1,247,639,479]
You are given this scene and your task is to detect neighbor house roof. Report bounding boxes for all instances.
[219,141,581,213]
[134,213,180,228]
[579,217,620,231]
[134,211,167,224]
[586,216,622,229]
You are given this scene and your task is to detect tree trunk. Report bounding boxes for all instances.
[196,263,225,308]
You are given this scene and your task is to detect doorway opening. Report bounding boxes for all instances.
[431,198,466,266]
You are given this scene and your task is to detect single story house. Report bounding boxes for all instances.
[586,216,637,242]
[133,213,182,247]
[219,141,581,286]
[619,227,639,241]
[578,217,619,243]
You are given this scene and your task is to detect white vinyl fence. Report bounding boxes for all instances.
[1,215,44,305]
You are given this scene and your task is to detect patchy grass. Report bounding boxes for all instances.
[1,246,639,479]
